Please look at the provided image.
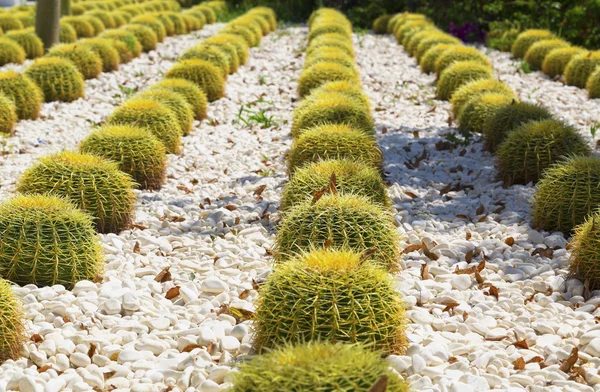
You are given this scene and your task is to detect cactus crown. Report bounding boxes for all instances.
[46,43,103,79]
[0,278,25,362]
[100,29,142,58]
[180,44,230,76]
[0,92,17,136]
[298,61,358,97]
[137,88,194,135]
[458,92,515,134]
[149,78,208,120]
[436,60,493,101]
[524,39,570,70]
[450,78,515,119]
[24,57,85,103]
[121,24,157,52]
[0,70,44,120]
[165,59,225,102]
[0,37,26,66]
[511,29,555,58]
[5,29,44,59]
[541,47,585,78]
[434,46,491,76]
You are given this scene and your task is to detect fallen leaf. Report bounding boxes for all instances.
[37,365,52,373]
[413,131,420,138]
[31,334,43,343]
[513,332,529,349]
[155,267,172,282]
[421,264,430,280]
[368,375,388,392]
[88,343,97,358]
[359,248,378,263]
[489,285,499,300]
[459,148,467,156]
[133,242,140,254]
[466,232,472,240]
[166,286,180,300]
[465,249,474,263]
[230,307,255,321]
[177,185,192,194]
[254,185,266,197]
[422,243,439,261]
[443,301,459,312]
[439,183,452,195]
[329,173,337,194]
[323,239,333,248]
[131,223,148,230]
[224,205,237,211]
[405,191,418,199]
[182,344,202,353]
[505,237,515,246]
[527,356,544,364]
[477,259,486,272]
[560,348,578,373]
[169,216,185,223]
[403,244,421,254]
[311,187,327,204]
[235,217,240,225]
[239,289,250,299]
[456,214,469,219]
[448,357,458,363]
[476,204,484,215]
[475,271,484,284]
[513,357,525,370]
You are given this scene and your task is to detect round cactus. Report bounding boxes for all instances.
[564,51,600,88]
[222,23,258,47]
[394,19,429,44]
[308,23,351,42]
[100,29,142,58]
[298,62,358,97]
[0,93,17,136]
[436,61,493,101]
[150,13,175,36]
[434,46,491,77]
[483,101,553,152]
[107,98,181,153]
[165,59,225,102]
[129,15,167,42]
[497,119,591,186]
[276,195,400,269]
[254,248,406,352]
[110,11,130,27]
[0,14,23,32]
[85,10,116,29]
[137,89,194,135]
[121,24,157,52]
[541,47,585,78]
[458,92,514,134]
[292,92,373,138]
[420,43,459,73]
[304,50,355,71]
[80,38,120,72]
[569,213,600,290]
[533,156,600,233]
[105,38,133,64]
[511,29,555,59]
[248,7,276,32]
[79,15,105,36]
[193,5,216,24]
[80,125,167,190]
[59,22,78,43]
[0,278,25,362]
[524,39,570,71]
[372,14,392,34]
[163,12,187,35]
[415,34,460,62]
[281,158,388,211]
[24,58,85,102]
[405,29,442,57]
[149,78,208,120]
[182,11,206,32]
[230,341,408,392]
[450,79,516,119]
[180,44,230,77]
[587,67,600,99]
[205,33,248,65]
[0,71,43,120]
[487,28,520,52]
[5,29,43,59]
[62,16,95,39]
[307,80,370,110]
[307,36,354,59]
[46,43,102,80]
[17,151,136,234]
[0,194,104,287]
[0,37,25,65]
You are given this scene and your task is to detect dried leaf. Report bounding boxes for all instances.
[560,348,578,373]
[477,259,486,272]
[403,244,421,254]
[368,375,388,392]
[224,205,237,211]
[513,357,525,370]
[476,204,484,215]
[133,242,140,254]
[504,237,515,246]
[421,264,430,280]
[166,286,180,300]
[413,131,420,138]
[465,249,473,263]
[448,357,458,363]
[177,185,192,194]
[88,343,97,358]
[426,105,437,114]
[443,301,459,312]
[466,232,472,240]
[439,183,452,195]
[131,223,147,230]
[169,216,185,223]
[235,217,240,225]
[456,214,470,219]
[359,248,378,263]
[475,271,484,284]
[329,173,337,194]
[239,289,251,299]
[324,239,333,248]
[422,243,439,261]
[254,184,266,197]
[311,187,327,204]
[527,356,544,364]
[489,285,499,300]
[513,332,529,349]
[155,267,172,282]
[230,307,255,321]
[182,344,202,353]
[31,334,43,343]
[405,191,418,199]
[37,365,52,373]
[459,148,467,156]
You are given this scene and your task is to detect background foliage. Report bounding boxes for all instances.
[224,0,600,48]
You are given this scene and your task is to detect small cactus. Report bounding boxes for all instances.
[149,78,208,120]
[564,51,600,88]
[137,89,194,135]
[434,46,491,77]
[0,278,25,362]
[0,194,104,287]
[62,16,95,39]
[298,62,358,98]
[569,214,600,290]
[511,29,555,59]
[129,15,167,42]
[0,37,26,66]
[307,80,371,110]
[415,34,460,62]
[541,47,585,78]
[221,24,257,47]
[0,15,24,32]
[85,10,116,29]
[110,11,130,27]
[5,29,44,59]
[450,79,516,119]
[180,44,230,77]
[458,92,515,134]
[304,49,355,71]
[0,93,17,136]
[80,15,106,36]
[46,43,103,80]
[0,71,44,120]
[100,29,142,58]
[59,22,78,43]
[121,24,157,52]
[307,35,354,59]
[248,7,276,32]
[420,43,460,73]
[405,30,442,57]
[436,61,493,101]
[372,14,392,34]
[164,12,188,35]
[192,5,216,24]
[308,23,351,43]
[24,58,85,102]
[181,13,204,32]
[165,59,225,102]
[17,151,136,234]
[205,33,248,65]
[80,38,120,72]
[524,39,570,71]
[587,67,600,99]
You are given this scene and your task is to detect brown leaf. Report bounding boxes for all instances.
[359,247,378,263]
[422,243,439,261]
[477,259,486,272]
[165,286,180,300]
[182,344,202,353]
[169,216,185,223]
[504,237,515,246]
[448,357,458,364]
[475,271,484,284]
[459,148,467,156]
[88,343,97,358]
[476,204,484,215]
[405,191,418,199]
[133,242,140,254]
[465,249,473,263]
[426,105,437,114]
[155,267,172,282]
[235,216,240,225]
[413,130,420,138]
[131,223,148,230]
[329,173,337,194]
[560,348,578,373]
[513,332,529,349]
[421,264,430,280]
[323,239,333,248]
[368,375,388,392]
[489,285,499,300]
[230,307,255,322]
[311,187,327,204]
[513,357,525,370]
[37,365,52,373]
[439,183,452,195]
[177,185,192,194]
[224,205,237,211]
[456,214,469,219]
[31,334,43,343]
[254,184,266,197]
[443,301,459,312]
[239,289,250,299]
[527,356,545,364]
[204,197,211,205]
[466,232,472,240]
[403,244,421,254]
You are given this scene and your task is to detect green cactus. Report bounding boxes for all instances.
[24,58,85,102]
[415,34,460,62]
[230,19,263,45]
[434,46,491,77]
[85,10,116,29]
[149,13,175,36]
[458,92,515,135]
[248,7,276,32]
[298,62,358,97]
[395,19,430,45]
[120,5,143,18]
[193,5,217,24]
[46,44,103,80]
[129,15,167,42]
[0,93,17,137]
[254,248,406,352]
[12,11,34,29]
[524,39,570,71]
[568,213,600,290]
[5,29,43,59]
[450,79,516,119]
[0,71,44,120]
[137,89,194,135]
[533,156,600,233]
[307,80,370,110]
[105,38,134,64]
[483,101,553,152]
[180,44,230,77]
[564,51,600,88]
[307,35,354,59]
[308,23,351,43]
[80,125,167,190]
[587,67,600,99]
[100,29,142,58]
[163,12,187,35]
[80,38,120,73]
[121,24,157,52]
[0,15,23,33]
[511,29,555,59]
[165,59,225,102]
[71,4,86,15]
[372,14,392,34]
[17,151,136,234]
[149,78,208,120]
[541,47,585,78]
[0,37,25,65]
[281,158,388,211]
[304,49,355,71]
[487,28,520,52]
[243,13,269,35]
[80,15,106,36]
[0,194,104,287]
[181,12,206,32]
[292,92,374,138]
[205,33,248,65]
[420,43,460,73]
[230,341,408,392]
[405,29,443,57]
[59,22,78,44]
[62,16,96,39]
[110,11,130,27]
[436,61,493,101]
[221,24,257,47]
[0,278,25,362]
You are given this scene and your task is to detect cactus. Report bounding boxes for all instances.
[244,14,269,35]
[0,93,17,136]
[533,156,600,233]
[420,43,461,73]
[62,16,96,39]
[281,159,388,211]
[121,24,157,52]
[524,39,570,71]
[248,7,276,32]
[436,61,493,101]
[483,102,553,152]
[46,44,103,80]
[308,23,351,43]
[5,29,44,59]
[59,22,78,44]
[24,58,85,102]
[17,151,136,234]
[80,125,167,190]
[450,79,516,119]
[230,341,408,392]
[80,38,120,72]
[0,194,104,287]
[298,62,358,97]
[564,51,600,88]
[107,98,181,153]
[254,248,405,353]
[105,38,134,64]
[182,11,206,32]
[372,14,392,34]
[434,46,491,77]
[569,213,600,290]
[165,59,225,102]
[149,13,175,36]
[180,44,230,77]
[487,28,520,52]
[164,12,187,35]
[587,67,600,99]
[307,80,370,110]
[415,34,460,62]
[0,71,43,120]
[12,11,34,29]
[307,35,354,58]
[100,29,142,58]
[149,78,208,120]
[129,15,166,42]
[137,89,194,135]
[511,29,555,59]
[541,47,585,78]
[193,5,217,24]
[498,119,590,186]
[85,10,116,29]
[0,278,25,362]
[0,15,24,32]
[110,11,130,27]
[406,30,443,57]
[304,49,355,70]
[0,37,26,65]
[458,93,515,135]
[205,33,248,65]
[395,19,430,45]
[230,19,263,45]
[80,15,106,36]
[221,24,256,47]
[292,92,374,138]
